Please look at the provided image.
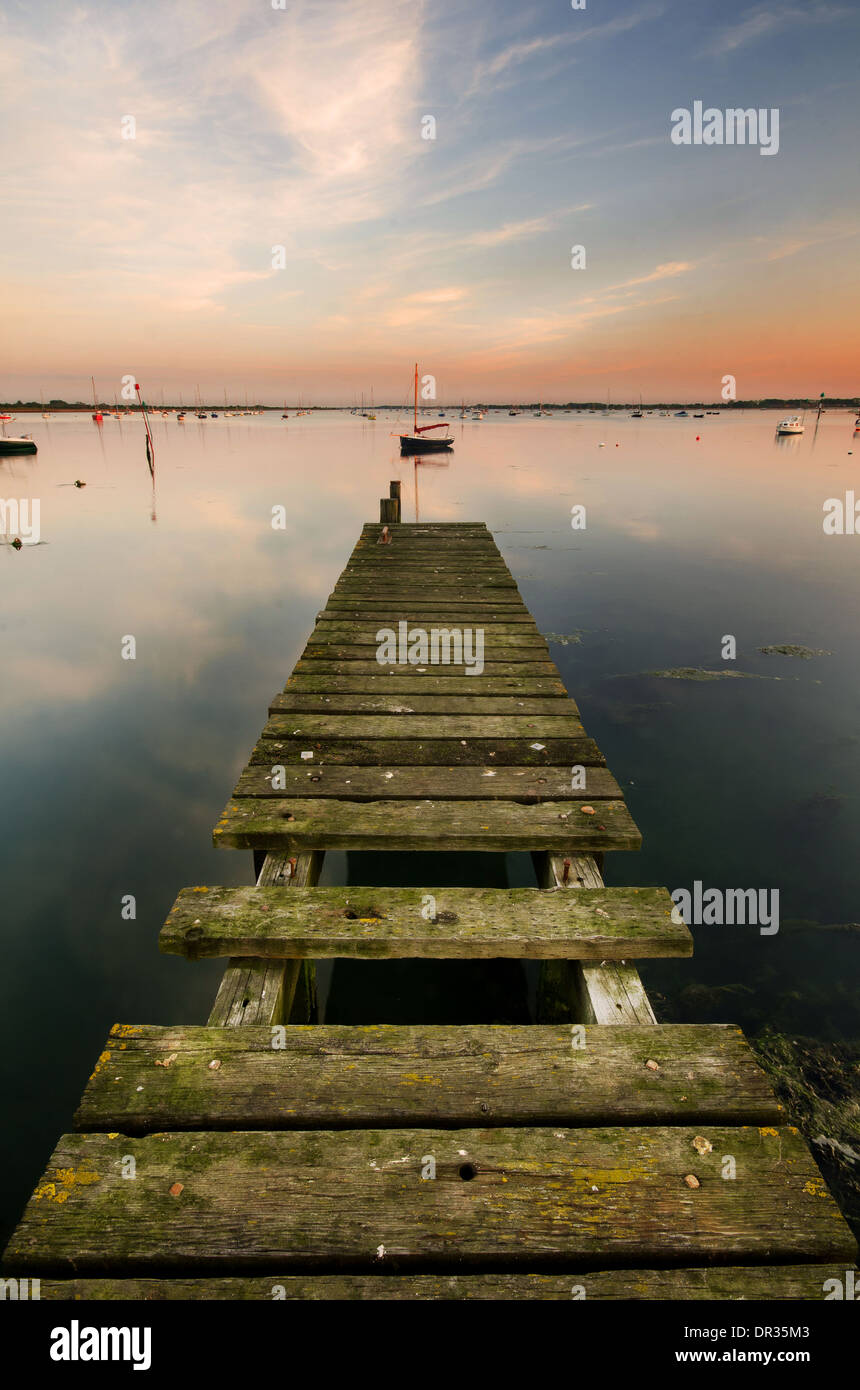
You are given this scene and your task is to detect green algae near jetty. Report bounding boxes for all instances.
[645,668,774,682]
[759,644,831,659]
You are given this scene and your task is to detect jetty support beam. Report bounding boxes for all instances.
[533,852,657,1025]
[207,851,324,1027]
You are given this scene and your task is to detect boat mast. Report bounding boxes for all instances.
[414,362,418,435]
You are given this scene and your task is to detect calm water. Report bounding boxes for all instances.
[2,407,859,1243]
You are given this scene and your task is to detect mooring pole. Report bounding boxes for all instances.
[379,480,401,524]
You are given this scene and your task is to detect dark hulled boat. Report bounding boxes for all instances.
[399,363,453,453]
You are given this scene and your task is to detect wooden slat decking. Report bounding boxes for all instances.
[75,1023,780,1131]
[27,1266,857,1300]
[159,884,688,960]
[3,515,856,1301]
[214,523,640,857]
[6,1125,853,1273]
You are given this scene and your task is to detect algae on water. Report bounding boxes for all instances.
[750,1031,860,1240]
[645,667,773,682]
[759,644,831,659]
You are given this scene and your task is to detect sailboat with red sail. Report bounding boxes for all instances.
[399,364,453,453]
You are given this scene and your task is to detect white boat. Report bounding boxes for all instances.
[0,435,37,455]
[776,415,804,435]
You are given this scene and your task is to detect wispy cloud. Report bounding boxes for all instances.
[704,3,848,57]
[466,5,666,97]
[605,262,694,294]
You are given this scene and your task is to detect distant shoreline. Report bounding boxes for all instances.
[4,400,858,413]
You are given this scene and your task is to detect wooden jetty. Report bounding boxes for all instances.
[4,495,856,1299]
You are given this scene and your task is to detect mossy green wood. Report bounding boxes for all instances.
[262,713,584,740]
[212,795,640,852]
[234,764,621,802]
[160,884,682,960]
[28,1265,858,1300]
[333,585,522,599]
[309,623,543,644]
[283,674,567,695]
[247,736,605,767]
[302,644,552,662]
[291,660,562,679]
[321,607,536,623]
[76,1023,779,1131]
[352,549,501,560]
[6,1126,855,1271]
[269,694,575,717]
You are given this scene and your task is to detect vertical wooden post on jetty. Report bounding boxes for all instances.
[379,480,401,523]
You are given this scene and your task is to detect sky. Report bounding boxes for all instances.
[1,0,858,404]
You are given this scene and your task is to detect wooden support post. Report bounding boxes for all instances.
[532,852,657,1025]
[379,496,400,523]
[208,851,324,1027]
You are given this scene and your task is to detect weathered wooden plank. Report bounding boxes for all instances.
[325,592,526,606]
[302,644,550,663]
[333,582,521,597]
[343,551,508,563]
[351,551,503,562]
[340,565,512,578]
[354,544,498,555]
[7,1126,854,1271]
[356,534,496,544]
[213,797,641,853]
[292,660,561,679]
[335,576,519,590]
[309,623,543,644]
[360,522,489,531]
[353,549,501,559]
[161,885,683,961]
[262,713,583,741]
[235,765,621,802]
[326,589,527,601]
[322,611,539,628]
[32,1265,856,1300]
[75,1023,780,1131]
[207,852,324,1027]
[284,674,567,695]
[269,694,574,717]
[248,737,606,767]
[534,853,658,1025]
[333,591,524,605]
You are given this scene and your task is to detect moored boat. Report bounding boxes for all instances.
[776,415,804,435]
[399,364,453,453]
[0,436,37,454]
